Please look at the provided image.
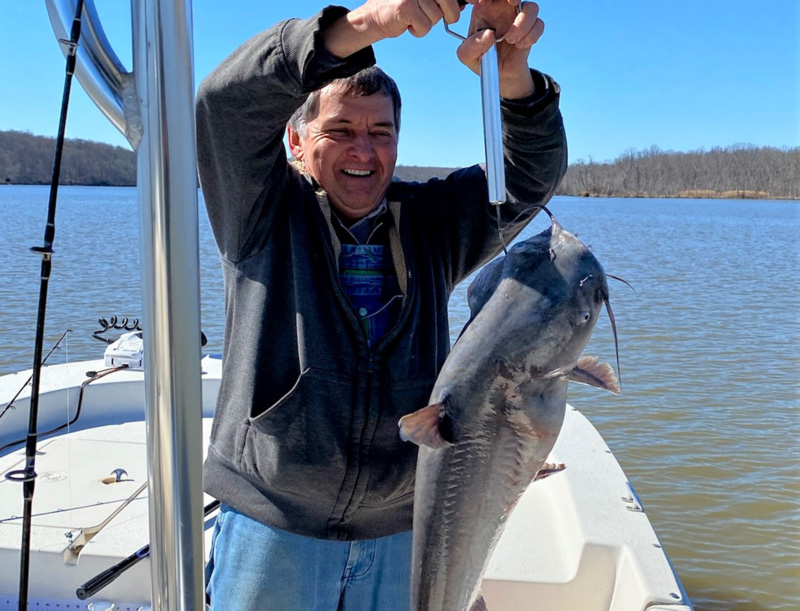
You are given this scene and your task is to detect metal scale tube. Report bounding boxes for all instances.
[479,42,506,205]
[445,12,508,208]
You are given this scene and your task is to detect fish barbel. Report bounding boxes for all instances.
[399,210,620,611]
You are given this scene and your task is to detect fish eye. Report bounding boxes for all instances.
[581,312,591,324]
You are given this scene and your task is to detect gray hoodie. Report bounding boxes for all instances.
[196,6,567,541]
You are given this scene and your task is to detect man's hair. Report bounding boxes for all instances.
[289,66,402,136]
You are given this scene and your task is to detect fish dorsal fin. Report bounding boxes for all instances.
[398,403,450,449]
[569,355,620,394]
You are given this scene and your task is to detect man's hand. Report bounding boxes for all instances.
[360,0,465,38]
[325,0,465,57]
[456,0,543,99]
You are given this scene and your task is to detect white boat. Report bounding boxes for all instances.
[0,344,693,610]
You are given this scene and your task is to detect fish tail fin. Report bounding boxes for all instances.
[398,403,450,449]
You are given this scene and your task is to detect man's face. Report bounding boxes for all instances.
[288,88,398,220]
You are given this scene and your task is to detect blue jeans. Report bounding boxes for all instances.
[206,505,412,610]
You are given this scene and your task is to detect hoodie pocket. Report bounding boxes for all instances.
[234,368,354,498]
[360,377,435,506]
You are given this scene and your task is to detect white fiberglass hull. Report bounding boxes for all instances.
[0,358,691,610]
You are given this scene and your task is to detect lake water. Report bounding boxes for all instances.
[1,185,798,610]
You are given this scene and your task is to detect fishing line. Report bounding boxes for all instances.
[4,1,86,608]
[484,202,558,257]
[494,202,556,250]
[64,329,73,513]
[494,204,508,255]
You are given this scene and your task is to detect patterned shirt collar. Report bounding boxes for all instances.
[334,199,389,245]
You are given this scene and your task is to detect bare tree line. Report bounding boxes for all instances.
[0,130,136,186]
[2,131,797,199]
[559,144,799,199]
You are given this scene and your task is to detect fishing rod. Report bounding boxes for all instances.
[4,1,85,609]
[76,499,222,600]
[0,329,72,423]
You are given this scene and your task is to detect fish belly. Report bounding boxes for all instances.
[411,412,562,611]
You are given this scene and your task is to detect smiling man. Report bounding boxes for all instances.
[287,76,400,220]
[197,1,567,609]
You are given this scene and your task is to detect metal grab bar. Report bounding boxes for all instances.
[43,2,205,610]
[45,0,140,146]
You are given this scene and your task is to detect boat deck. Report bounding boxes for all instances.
[0,359,692,610]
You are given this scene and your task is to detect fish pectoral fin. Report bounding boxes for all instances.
[534,461,566,481]
[569,355,620,394]
[398,403,450,449]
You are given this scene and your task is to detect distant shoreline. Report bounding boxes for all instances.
[571,189,798,200]
[2,182,797,201]
[3,131,798,199]
[1,181,136,187]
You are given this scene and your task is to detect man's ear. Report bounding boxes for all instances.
[287,125,304,160]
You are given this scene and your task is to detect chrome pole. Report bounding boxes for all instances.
[131,1,205,609]
[47,1,205,608]
[45,0,139,145]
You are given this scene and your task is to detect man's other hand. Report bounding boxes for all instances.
[325,0,467,58]
[360,0,465,38]
[456,0,542,99]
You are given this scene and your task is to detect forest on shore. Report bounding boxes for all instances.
[2,130,797,199]
[392,145,800,200]
[1,130,136,186]
[557,145,799,199]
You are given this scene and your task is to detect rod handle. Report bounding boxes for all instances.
[76,546,149,600]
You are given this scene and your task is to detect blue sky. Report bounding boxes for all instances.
[1,0,797,167]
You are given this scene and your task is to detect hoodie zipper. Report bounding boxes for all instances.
[317,200,415,535]
[318,212,376,536]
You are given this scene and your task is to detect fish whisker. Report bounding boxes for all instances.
[604,298,622,390]
[607,273,634,291]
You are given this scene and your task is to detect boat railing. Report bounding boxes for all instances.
[44,2,205,609]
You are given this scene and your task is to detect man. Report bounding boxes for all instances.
[196,0,566,608]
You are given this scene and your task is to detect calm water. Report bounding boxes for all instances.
[1,186,798,610]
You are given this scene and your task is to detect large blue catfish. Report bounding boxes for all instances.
[399,209,620,611]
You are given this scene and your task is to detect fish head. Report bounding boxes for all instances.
[492,220,610,373]
[546,222,608,361]
[434,217,616,412]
